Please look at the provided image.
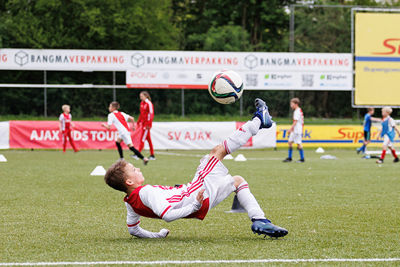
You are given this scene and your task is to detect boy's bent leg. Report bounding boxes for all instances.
[220,98,273,157]
[233,176,288,238]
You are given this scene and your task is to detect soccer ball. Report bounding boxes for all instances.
[208,70,243,104]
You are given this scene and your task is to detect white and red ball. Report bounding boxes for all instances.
[208,70,243,104]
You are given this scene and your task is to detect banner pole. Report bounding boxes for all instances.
[181,88,185,117]
[44,70,47,117]
[112,71,116,101]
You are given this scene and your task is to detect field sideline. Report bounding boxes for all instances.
[1,149,399,265]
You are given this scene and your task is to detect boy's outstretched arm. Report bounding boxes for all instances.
[126,204,169,238]
[128,224,169,239]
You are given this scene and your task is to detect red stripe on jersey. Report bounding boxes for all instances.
[160,205,172,218]
[114,111,130,131]
[166,157,217,201]
[166,157,219,203]
[127,221,140,227]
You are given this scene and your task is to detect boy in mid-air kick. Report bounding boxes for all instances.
[104,98,288,239]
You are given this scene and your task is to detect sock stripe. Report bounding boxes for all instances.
[223,140,231,154]
[236,184,249,193]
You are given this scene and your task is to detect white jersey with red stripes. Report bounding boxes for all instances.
[107,110,130,136]
[124,155,235,228]
[59,113,72,131]
[293,107,304,134]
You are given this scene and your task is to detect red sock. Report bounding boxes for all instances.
[380,150,386,160]
[390,148,398,158]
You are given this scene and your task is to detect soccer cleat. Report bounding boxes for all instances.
[143,158,149,165]
[394,158,399,163]
[296,159,305,163]
[253,98,273,129]
[376,159,384,164]
[130,154,139,160]
[283,158,292,163]
[356,148,361,154]
[149,155,156,160]
[251,219,288,238]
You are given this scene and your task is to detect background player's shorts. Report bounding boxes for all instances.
[193,155,235,210]
[383,134,393,147]
[119,132,133,145]
[364,131,371,141]
[288,132,302,144]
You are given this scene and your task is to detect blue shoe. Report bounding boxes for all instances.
[251,219,288,238]
[253,98,273,129]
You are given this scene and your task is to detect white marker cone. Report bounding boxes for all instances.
[224,154,234,160]
[234,154,247,161]
[0,154,7,162]
[315,147,325,153]
[90,166,106,176]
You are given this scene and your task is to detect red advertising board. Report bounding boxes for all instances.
[9,121,141,150]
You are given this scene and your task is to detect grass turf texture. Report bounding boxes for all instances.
[1,149,399,265]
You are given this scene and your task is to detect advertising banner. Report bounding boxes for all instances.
[276,124,394,148]
[354,12,400,106]
[126,52,352,90]
[0,121,10,149]
[8,121,276,150]
[0,48,352,90]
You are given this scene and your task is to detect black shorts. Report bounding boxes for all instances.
[364,131,371,141]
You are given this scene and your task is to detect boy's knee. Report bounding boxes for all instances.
[209,144,226,160]
[233,175,245,188]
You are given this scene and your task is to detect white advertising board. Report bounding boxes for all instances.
[0,49,352,90]
[147,122,276,150]
[0,121,10,149]
[126,51,352,90]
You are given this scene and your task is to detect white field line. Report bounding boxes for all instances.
[1,258,400,266]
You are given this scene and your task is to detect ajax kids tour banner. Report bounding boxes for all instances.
[8,121,276,150]
[354,12,400,106]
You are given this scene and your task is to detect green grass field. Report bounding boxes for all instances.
[1,149,399,265]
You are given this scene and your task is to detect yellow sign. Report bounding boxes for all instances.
[354,12,400,106]
[276,125,388,148]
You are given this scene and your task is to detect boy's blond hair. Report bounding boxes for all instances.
[382,106,393,115]
[62,105,70,112]
[290,98,300,105]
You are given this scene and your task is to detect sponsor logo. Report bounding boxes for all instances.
[372,38,400,55]
[320,74,347,80]
[167,131,212,141]
[244,54,258,69]
[131,53,145,68]
[15,50,28,66]
[14,50,125,67]
[264,74,292,80]
[162,72,170,79]
[177,73,188,79]
[129,71,157,79]
[0,53,7,63]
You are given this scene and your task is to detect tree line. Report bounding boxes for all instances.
[0,0,398,119]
